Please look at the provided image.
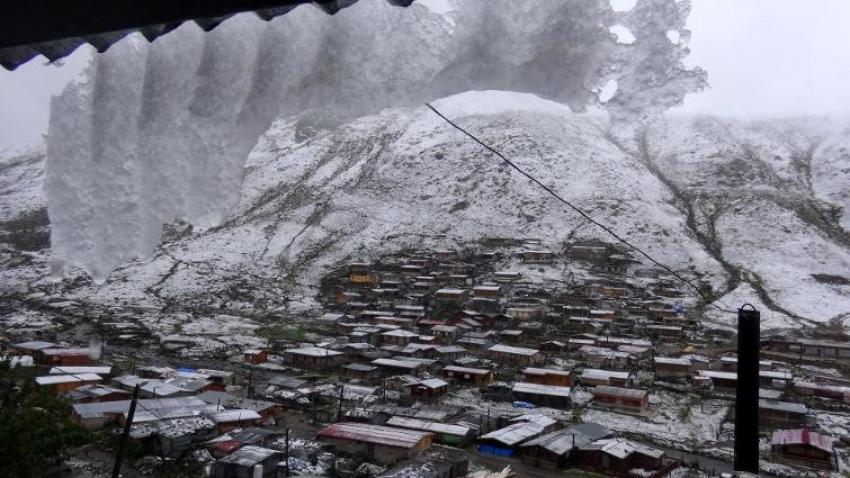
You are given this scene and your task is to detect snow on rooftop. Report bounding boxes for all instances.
[318,422,431,448]
[580,438,664,459]
[523,367,571,377]
[654,357,691,366]
[49,366,111,375]
[488,344,540,356]
[480,421,546,446]
[286,347,343,357]
[212,409,262,424]
[36,373,102,385]
[771,429,833,453]
[581,369,631,381]
[593,386,648,399]
[385,416,469,436]
[512,382,572,398]
[217,445,280,466]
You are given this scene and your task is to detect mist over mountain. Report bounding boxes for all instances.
[3,90,849,332]
[43,0,704,279]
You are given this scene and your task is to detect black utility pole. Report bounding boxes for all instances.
[112,384,140,478]
[734,304,760,474]
[336,385,344,422]
[247,367,254,399]
[283,428,290,477]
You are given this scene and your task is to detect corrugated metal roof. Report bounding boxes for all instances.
[443,365,491,375]
[318,422,432,448]
[480,421,546,446]
[49,366,112,375]
[759,399,808,415]
[385,416,469,436]
[212,409,262,423]
[36,373,102,385]
[217,445,280,466]
[593,386,648,400]
[579,438,664,459]
[512,382,572,398]
[581,369,631,381]
[488,344,540,356]
[520,423,613,455]
[1,0,417,70]
[770,429,833,453]
[523,367,571,377]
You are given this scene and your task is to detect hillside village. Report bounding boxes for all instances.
[2,238,850,477]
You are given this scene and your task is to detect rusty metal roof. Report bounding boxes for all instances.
[317,422,432,448]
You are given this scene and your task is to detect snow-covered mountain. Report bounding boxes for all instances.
[1,90,848,332]
[43,0,704,279]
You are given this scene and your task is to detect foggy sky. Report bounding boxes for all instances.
[2,0,850,147]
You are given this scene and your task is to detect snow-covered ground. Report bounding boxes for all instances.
[1,91,849,334]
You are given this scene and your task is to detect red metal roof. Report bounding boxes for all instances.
[771,429,833,453]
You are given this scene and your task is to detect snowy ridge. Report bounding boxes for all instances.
[2,91,849,331]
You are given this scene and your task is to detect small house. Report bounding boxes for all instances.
[434,288,468,304]
[343,363,381,381]
[497,329,523,343]
[576,438,666,476]
[41,347,94,366]
[523,368,572,387]
[11,341,57,361]
[794,380,850,403]
[506,307,541,321]
[65,384,130,404]
[403,378,450,400]
[211,445,281,478]
[653,357,692,379]
[521,250,555,264]
[511,382,572,408]
[770,429,834,470]
[431,325,458,344]
[519,423,614,469]
[580,369,632,387]
[591,386,649,415]
[36,373,103,395]
[539,341,566,354]
[645,324,683,338]
[317,422,433,465]
[384,416,473,446]
[443,365,494,386]
[473,285,501,299]
[243,349,268,364]
[759,400,813,427]
[335,291,361,305]
[381,329,420,346]
[494,271,521,283]
[211,410,263,433]
[373,358,426,377]
[283,347,345,370]
[478,421,548,456]
[487,344,545,366]
[434,345,466,362]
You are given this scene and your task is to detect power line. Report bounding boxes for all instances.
[425,102,735,313]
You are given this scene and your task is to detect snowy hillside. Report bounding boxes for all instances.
[43,0,704,279]
[1,91,849,333]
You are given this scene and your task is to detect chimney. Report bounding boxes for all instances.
[734,304,760,474]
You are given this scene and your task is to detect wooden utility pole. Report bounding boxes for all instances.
[111,384,140,478]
